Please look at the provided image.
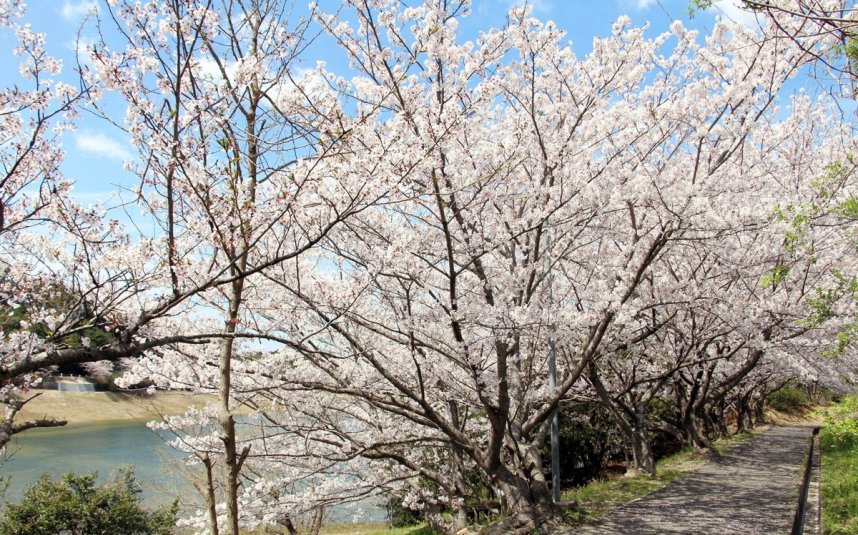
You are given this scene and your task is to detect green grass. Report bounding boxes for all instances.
[229,521,437,535]
[818,396,858,535]
[710,431,755,454]
[767,384,811,414]
[560,431,759,527]
[560,452,698,526]
[317,522,437,535]
[365,524,437,535]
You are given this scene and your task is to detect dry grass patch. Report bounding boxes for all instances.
[16,390,212,425]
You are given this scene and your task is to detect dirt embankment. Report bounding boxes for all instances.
[16,390,212,425]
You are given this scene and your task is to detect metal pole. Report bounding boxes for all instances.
[547,242,561,503]
[548,330,561,503]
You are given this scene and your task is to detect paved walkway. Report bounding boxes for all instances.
[572,425,816,534]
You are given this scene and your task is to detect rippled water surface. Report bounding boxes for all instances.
[1,421,188,506]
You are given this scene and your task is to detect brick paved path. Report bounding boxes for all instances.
[572,425,816,535]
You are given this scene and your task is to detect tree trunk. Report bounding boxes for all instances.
[220,280,248,535]
[707,402,729,439]
[309,506,325,535]
[192,453,219,535]
[629,406,655,476]
[682,413,713,449]
[483,463,559,535]
[491,470,541,534]
[448,401,471,532]
[753,396,766,425]
[736,394,753,434]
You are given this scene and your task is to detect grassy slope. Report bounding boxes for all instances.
[818,396,858,535]
[821,440,858,535]
[16,389,233,425]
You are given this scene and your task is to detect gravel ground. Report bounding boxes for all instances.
[572,425,817,535]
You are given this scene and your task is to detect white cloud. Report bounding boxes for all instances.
[197,57,239,82]
[60,0,98,21]
[712,0,760,29]
[635,0,656,9]
[506,0,555,16]
[66,35,96,68]
[74,131,134,162]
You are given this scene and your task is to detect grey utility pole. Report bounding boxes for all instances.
[548,322,561,503]
[548,255,561,503]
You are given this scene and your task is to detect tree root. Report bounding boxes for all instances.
[480,503,569,535]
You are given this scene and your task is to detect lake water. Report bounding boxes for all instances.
[1,420,189,507]
[0,420,386,523]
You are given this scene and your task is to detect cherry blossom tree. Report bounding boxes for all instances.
[219,2,849,531]
[86,1,384,533]
[693,0,858,87]
[3,0,853,533]
[599,86,858,461]
[0,0,100,451]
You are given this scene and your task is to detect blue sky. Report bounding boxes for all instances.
[0,0,759,208]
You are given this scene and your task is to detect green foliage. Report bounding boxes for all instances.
[833,195,858,223]
[843,35,858,75]
[540,402,620,487]
[819,395,858,446]
[760,263,791,289]
[799,270,858,355]
[770,158,858,355]
[687,0,713,17]
[818,396,858,534]
[0,468,177,535]
[384,497,423,528]
[365,524,438,535]
[0,283,115,351]
[827,316,858,357]
[766,384,810,414]
[561,444,713,526]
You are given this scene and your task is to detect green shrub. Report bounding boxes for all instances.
[540,402,620,487]
[0,468,177,535]
[766,384,809,413]
[384,496,423,528]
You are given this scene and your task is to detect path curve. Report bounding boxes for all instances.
[571,425,815,534]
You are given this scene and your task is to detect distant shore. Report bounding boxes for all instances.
[17,389,211,425]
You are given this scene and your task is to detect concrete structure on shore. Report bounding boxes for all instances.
[56,377,96,392]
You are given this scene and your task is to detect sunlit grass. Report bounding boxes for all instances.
[197,521,438,535]
[819,395,858,535]
[561,431,759,527]
[317,522,436,535]
[820,439,858,535]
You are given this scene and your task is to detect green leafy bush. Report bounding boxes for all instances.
[384,496,423,528]
[0,468,177,535]
[766,384,809,413]
[819,395,858,447]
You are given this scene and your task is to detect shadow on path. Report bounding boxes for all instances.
[571,425,815,534]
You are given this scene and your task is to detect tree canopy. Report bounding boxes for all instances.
[0,1,855,534]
